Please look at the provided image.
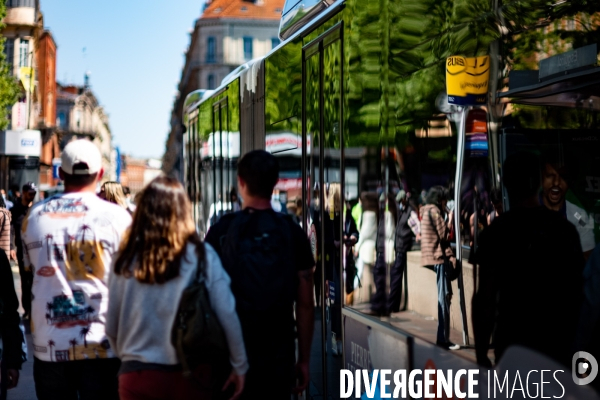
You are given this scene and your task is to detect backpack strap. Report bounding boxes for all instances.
[195,242,206,284]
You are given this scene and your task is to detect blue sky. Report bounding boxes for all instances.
[42,0,206,159]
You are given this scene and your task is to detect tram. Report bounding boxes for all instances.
[182,1,600,398]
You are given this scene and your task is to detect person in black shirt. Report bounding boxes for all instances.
[474,152,584,368]
[10,182,37,320]
[0,249,25,399]
[205,150,315,400]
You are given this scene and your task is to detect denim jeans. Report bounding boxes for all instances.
[434,263,452,344]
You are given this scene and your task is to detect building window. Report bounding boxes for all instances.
[18,39,29,67]
[4,38,14,74]
[57,112,66,128]
[271,37,280,49]
[206,37,216,63]
[243,37,253,61]
[208,74,215,90]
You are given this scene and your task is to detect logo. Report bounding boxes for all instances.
[36,266,56,277]
[21,139,35,147]
[572,351,598,385]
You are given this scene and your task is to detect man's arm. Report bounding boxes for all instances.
[294,267,315,393]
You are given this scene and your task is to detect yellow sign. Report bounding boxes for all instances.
[446,55,490,105]
[19,67,35,93]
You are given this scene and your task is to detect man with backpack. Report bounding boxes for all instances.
[206,150,315,400]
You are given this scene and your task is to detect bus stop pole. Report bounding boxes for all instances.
[454,106,471,346]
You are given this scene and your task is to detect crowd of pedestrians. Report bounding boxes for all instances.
[2,139,600,399]
[0,140,314,400]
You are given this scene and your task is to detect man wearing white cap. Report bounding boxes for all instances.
[21,139,132,399]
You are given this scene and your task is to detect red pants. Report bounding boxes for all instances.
[119,366,212,400]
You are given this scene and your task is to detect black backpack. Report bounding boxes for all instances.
[220,209,296,315]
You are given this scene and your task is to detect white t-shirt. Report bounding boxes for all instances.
[22,192,131,362]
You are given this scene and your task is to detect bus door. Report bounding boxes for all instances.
[302,22,343,400]
[211,98,228,226]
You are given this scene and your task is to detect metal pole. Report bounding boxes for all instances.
[454,106,470,346]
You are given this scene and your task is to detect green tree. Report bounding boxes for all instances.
[0,3,21,129]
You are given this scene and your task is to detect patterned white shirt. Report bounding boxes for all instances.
[22,192,131,362]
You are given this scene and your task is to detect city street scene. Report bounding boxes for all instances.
[1,0,600,399]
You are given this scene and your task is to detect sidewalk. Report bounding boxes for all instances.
[8,264,36,400]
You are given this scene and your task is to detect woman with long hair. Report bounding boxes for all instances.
[106,176,247,400]
[99,181,128,209]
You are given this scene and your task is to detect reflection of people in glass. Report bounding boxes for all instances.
[368,193,397,317]
[343,200,359,305]
[230,187,241,212]
[388,190,420,314]
[475,152,584,367]
[354,193,377,303]
[541,161,595,256]
[323,183,343,355]
[420,186,459,350]
[488,188,503,225]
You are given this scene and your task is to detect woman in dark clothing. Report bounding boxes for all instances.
[0,249,24,399]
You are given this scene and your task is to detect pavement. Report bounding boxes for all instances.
[8,264,36,400]
[7,265,478,400]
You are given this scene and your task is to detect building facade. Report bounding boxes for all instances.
[56,82,115,181]
[163,0,284,178]
[2,0,42,131]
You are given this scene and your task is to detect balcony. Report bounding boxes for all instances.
[4,0,37,26]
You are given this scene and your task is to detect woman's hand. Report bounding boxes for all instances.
[222,371,245,400]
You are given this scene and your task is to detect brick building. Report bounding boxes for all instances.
[163,0,284,179]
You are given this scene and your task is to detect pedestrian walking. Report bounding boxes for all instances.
[0,196,11,259]
[420,186,460,351]
[10,182,37,320]
[474,152,584,368]
[205,150,315,400]
[99,181,128,210]
[0,249,25,400]
[106,176,247,400]
[21,139,132,400]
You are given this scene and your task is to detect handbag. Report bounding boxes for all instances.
[428,209,460,281]
[171,245,230,382]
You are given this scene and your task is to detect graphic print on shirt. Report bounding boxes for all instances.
[44,290,97,328]
[39,197,89,218]
[22,194,132,362]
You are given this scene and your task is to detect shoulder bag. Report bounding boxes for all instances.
[171,244,230,382]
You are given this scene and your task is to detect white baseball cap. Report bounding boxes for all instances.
[61,139,102,175]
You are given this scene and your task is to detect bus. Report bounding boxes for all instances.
[183,1,600,397]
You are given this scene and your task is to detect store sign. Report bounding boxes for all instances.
[539,43,597,80]
[0,130,41,156]
[446,55,490,106]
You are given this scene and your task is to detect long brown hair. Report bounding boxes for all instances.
[113,176,203,284]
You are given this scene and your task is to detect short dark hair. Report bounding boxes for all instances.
[425,185,447,207]
[62,171,98,187]
[237,150,279,199]
[503,152,541,203]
